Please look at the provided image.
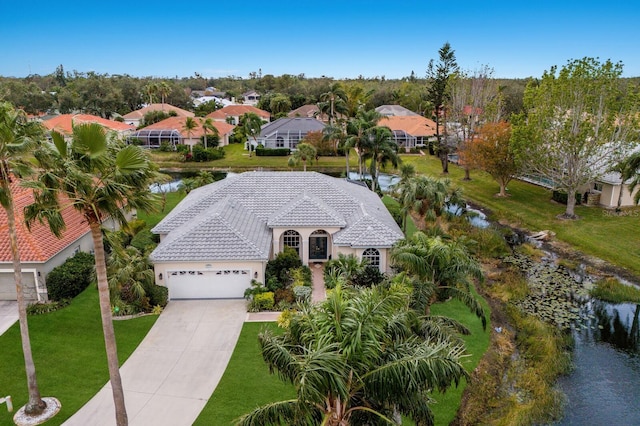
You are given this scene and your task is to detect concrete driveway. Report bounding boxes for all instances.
[0,301,18,336]
[63,299,247,426]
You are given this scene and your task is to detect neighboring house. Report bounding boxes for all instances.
[207,105,270,125]
[192,96,234,108]
[593,172,639,208]
[131,117,235,149]
[43,114,135,138]
[149,171,404,300]
[257,117,326,149]
[375,105,420,117]
[378,115,438,150]
[0,180,120,301]
[122,104,194,127]
[242,90,261,106]
[288,104,320,119]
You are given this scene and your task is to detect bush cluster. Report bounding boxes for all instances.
[46,252,95,301]
[190,145,225,162]
[255,146,290,156]
[551,190,582,205]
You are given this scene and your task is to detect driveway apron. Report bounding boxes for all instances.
[63,299,246,426]
[0,301,18,336]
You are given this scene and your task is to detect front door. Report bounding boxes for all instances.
[309,236,328,260]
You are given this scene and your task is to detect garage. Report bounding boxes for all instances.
[166,269,252,299]
[0,271,36,301]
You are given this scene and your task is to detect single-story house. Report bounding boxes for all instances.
[594,172,639,208]
[149,171,404,300]
[207,105,270,125]
[0,180,120,301]
[192,96,234,109]
[43,114,135,138]
[242,90,261,106]
[257,117,326,149]
[131,117,235,149]
[378,115,438,150]
[288,104,320,119]
[375,105,420,117]
[122,104,194,127]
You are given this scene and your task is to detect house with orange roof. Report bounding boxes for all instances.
[207,105,270,125]
[131,117,235,149]
[378,115,438,151]
[0,180,122,302]
[122,104,194,127]
[43,114,135,137]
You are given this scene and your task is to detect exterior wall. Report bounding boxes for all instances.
[333,246,392,273]
[153,260,267,288]
[124,118,141,127]
[599,183,639,208]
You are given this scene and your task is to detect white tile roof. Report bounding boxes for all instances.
[150,172,403,262]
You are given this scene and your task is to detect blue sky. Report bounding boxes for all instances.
[1,1,639,80]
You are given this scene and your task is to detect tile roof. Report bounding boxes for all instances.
[375,105,420,117]
[122,104,194,120]
[378,115,438,137]
[0,179,91,263]
[141,117,235,138]
[288,105,320,118]
[43,114,135,135]
[151,172,403,262]
[207,105,270,121]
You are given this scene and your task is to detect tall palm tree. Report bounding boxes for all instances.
[401,175,463,230]
[319,82,348,125]
[241,112,263,157]
[392,163,417,232]
[200,117,218,149]
[24,123,160,426]
[323,124,349,175]
[144,82,158,104]
[239,284,468,426]
[287,142,316,171]
[362,125,400,193]
[158,81,171,108]
[182,117,198,149]
[611,151,640,207]
[346,109,381,179]
[0,102,52,417]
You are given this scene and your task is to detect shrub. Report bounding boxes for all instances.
[350,266,385,288]
[551,190,581,205]
[244,279,268,299]
[46,251,95,301]
[265,246,302,290]
[143,281,168,308]
[274,288,295,305]
[27,299,71,315]
[253,292,275,311]
[130,229,159,252]
[293,285,312,302]
[255,147,290,156]
[159,141,174,152]
[176,144,190,155]
[290,266,312,287]
[191,144,225,162]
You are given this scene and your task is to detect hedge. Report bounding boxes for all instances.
[255,147,290,156]
[46,252,95,301]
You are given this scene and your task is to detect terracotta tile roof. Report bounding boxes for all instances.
[378,115,438,137]
[0,179,91,263]
[43,114,135,135]
[122,104,195,120]
[288,105,319,118]
[207,105,270,121]
[141,117,235,138]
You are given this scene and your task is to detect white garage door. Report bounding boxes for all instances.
[167,269,252,299]
[0,272,35,301]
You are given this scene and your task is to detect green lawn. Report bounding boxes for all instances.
[150,143,357,173]
[139,191,186,228]
[0,286,156,426]
[400,154,640,277]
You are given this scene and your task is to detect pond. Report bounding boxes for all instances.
[150,171,233,193]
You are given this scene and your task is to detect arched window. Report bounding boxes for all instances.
[283,230,301,255]
[362,248,380,267]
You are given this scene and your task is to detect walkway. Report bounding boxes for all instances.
[63,299,246,426]
[310,263,327,303]
[0,301,18,336]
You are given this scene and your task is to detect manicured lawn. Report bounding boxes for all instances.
[149,143,357,173]
[193,322,295,425]
[0,286,156,425]
[138,191,186,228]
[401,154,640,277]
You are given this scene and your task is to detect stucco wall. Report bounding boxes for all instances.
[599,183,639,208]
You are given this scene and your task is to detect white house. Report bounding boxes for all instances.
[149,172,404,300]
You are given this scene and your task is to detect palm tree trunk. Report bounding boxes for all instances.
[6,195,46,415]
[345,150,349,177]
[89,221,128,426]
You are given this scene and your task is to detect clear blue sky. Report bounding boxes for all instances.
[1,1,639,80]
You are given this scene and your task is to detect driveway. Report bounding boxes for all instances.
[0,301,18,336]
[64,299,247,426]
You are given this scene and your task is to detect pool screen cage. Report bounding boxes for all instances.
[127,129,182,149]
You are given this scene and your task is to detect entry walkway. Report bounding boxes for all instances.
[63,299,246,426]
[310,263,326,303]
[0,301,18,336]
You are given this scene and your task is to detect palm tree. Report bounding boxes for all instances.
[611,151,640,207]
[319,82,348,125]
[391,231,486,325]
[401,175,463,230]
[144,82,158,104]
[158,81,171,108]
[287,143,316,171]
[24,123,160,426]
[362,125,400,193]
[106,232,154,306]
[200,117,218,149]
[392,163,417,232]
[241,112,263,157]
[238,284,468,426]
[346,109,381,179]
[0,102,53,418]
[182,117,198,149]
